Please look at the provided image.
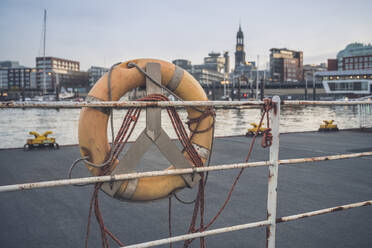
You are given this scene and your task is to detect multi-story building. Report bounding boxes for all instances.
[189,68,224,86]
[36,57,80,92]
[0,69,8,89]
[88,66,109,86]
[327,59,338,71]
[336,43,372,71]
[270,48,303,83]
[223,51,230,74]
[0,61,21,89]
[0,61,20,69]
[59,71,90,93]
[172,52,226,87]
[30,69,37,89]
[316,70,372,95]
[303,63,327,81]
[316,43,372,96]
[198,52,226,73]
[7,67,32,90]
[172,59,192,71]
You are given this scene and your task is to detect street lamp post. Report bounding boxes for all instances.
[238,74,242,101]
[312,71,316,100]
[305,73,309,100]
[260,70,265,101]
[223,69,226,98]
[256,55,259,100]
[305,76,308,100]
[55,73,60,101]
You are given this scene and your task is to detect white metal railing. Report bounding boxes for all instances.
[358,103,371,128]
[0,151,370,193]
[1,100,372,109]
[0,97,371,248]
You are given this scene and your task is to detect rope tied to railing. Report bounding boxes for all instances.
[179,98,275,248]
[262,129,273,148]
[261,98,275,148]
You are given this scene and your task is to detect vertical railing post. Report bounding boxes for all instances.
[266,95,280,248]
[362,104,366,128]
[358,104,361,129]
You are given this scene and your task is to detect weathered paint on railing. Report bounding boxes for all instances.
[0,151,371,193]
[123,220,271,248]
[266,96,280,248]
[123,200,372,248]
[1,96,372,248]
[276,200,372,223]
[1,100,372,109]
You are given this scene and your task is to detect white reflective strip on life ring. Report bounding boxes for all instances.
[167,65,184,92]
[192,143,210,160]
[121,178,139,200]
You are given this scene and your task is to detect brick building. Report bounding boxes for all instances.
[270,48,303,83]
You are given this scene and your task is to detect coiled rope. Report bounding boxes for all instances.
[83,92,214,248]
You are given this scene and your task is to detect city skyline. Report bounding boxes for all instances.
[1,0,371,71]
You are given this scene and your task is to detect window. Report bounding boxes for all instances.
[361,82,368,90]
[354,82,361,90]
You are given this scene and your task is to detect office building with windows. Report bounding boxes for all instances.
[0,61,21,89]
[336,43,372,71]
[317,43,372,96]
[172,52,226,87]
[88,66,109,86]
[270,48,303,83]
[7,67,32,90]
[36,57,80,92]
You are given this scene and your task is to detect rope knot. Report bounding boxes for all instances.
[261,128,273,148]
[186,107,215,134]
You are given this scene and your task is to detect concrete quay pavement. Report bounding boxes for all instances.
[0,130,371,248]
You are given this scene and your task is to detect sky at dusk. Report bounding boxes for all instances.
[0,0,371,71]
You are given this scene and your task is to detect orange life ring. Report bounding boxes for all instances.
[78,59,213,202]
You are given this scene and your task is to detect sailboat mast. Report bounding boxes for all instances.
[43,9,47,94]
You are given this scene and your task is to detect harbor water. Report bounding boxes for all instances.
[0,105,371,149]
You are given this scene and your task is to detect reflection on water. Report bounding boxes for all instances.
[0,105,371,149]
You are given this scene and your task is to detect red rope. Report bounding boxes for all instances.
[85,94,212,248]
[182,99,274,248]
[84,94,274,248]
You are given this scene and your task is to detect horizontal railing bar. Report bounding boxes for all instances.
[278,151,372,165]
[124,200,372,248]
[0,151,371,193]
[1,100,371,109]
[276,200,372,223]
[282,100,372,106]
[0,160,271,193]
[0,100,264,109]
[123,220,270,248]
